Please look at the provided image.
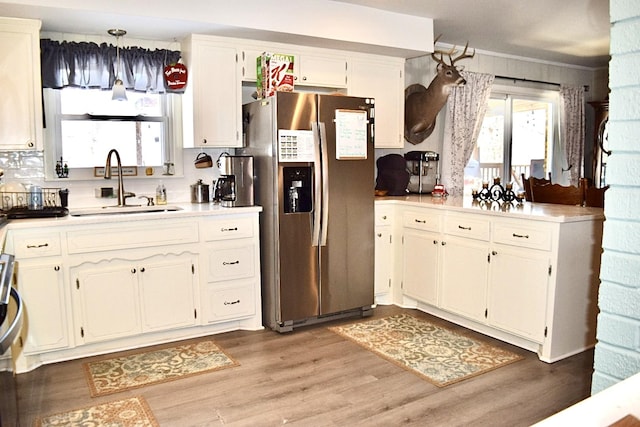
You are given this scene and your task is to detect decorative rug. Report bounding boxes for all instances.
[84,339,239,397]
[34,396,158,427]
[329,313,524,387]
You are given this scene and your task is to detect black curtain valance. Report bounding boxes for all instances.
[41,39,182,93]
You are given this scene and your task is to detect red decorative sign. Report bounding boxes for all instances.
[164,62,188,91]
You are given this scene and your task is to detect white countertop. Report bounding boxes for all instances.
[3,202,262,230]
[376,195,605,223]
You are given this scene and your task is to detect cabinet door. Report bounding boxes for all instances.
[185,39,241,147]
[75,264,140,344]
[440,236,489,322]
[402,228,439,305]
[139,255,197,332]
[18,261,69,353]
[0,18,42,150]
[375,225,392,297]
[349,58,404,148]
[297,54,347,87]
[488,245,550,342]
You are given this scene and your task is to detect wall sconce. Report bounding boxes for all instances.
[108,29,127,101]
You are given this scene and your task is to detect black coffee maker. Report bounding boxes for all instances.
[404,151,440,194]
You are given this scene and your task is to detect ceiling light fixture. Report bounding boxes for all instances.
[108,28,127,101]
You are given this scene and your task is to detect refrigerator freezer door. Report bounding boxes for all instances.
[274,93,321,324]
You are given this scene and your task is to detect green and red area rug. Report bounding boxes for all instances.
[329,313,524,387]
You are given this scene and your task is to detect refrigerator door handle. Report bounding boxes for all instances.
[311,122,322,247]
[318,122,330,247]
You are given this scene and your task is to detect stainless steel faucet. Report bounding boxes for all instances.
[105,149,134,206]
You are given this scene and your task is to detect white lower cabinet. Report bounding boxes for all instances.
[390,201,603,362]
[73,261,140,344]
[374,205,393,302]
[5,210,262,373]
[439,235,489,322]
[487,244,549,343]
[17,261,69,353]
[201,215,261,324]
[73,253,198,344]
[402,228,439,305]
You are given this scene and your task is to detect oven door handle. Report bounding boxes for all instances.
[0,288,23,355]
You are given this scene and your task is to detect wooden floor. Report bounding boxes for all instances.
[16,305,594,426]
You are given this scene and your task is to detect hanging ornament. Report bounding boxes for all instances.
[164,62,188,92]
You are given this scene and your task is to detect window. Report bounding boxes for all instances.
[464,85,558,195]
[43,87,183,180]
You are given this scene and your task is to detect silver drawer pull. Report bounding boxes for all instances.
[458,225,472,230]
[223,260,240,265]
[221,227,238,232]
[26,243,49,248]
[414,219,426,223]
[512,233,530,239]
[224,299,240,305]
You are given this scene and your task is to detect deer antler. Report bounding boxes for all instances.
[430,36,475,67]
[450,41,475,65]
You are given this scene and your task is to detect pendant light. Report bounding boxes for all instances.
[108,29,127,101]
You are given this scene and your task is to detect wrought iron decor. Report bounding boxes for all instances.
[472,177,524,204]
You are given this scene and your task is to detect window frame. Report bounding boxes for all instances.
[42,87,184,181]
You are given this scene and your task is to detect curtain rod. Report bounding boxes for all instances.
[495,75,589,92]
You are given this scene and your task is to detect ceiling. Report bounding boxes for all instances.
[335,0,610,68]
[0,0,610,68]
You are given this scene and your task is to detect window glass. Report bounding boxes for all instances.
[464,88,557,195]
[44,88,181,179]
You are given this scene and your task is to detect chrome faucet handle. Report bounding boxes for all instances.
[138,195,155,206]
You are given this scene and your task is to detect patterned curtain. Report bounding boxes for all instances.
[441,71,495,196]
[40,39,182,93]
[559,85,585,186]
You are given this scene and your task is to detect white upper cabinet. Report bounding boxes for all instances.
[349,56,405,148]
[296,54,347,87]
[182,35,243,148]
[0,17,42,151]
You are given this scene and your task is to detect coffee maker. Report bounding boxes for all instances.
[215,155,255,207]
[404,151,440,194]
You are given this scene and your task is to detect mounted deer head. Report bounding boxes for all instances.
[405,37,475,144]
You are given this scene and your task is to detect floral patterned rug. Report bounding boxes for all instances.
[34,396,158,427]
[329,313,524,387]
[84,339,239,397]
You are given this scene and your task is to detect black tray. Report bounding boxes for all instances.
[5,207,69,219]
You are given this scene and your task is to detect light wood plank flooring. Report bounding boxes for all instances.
[16,305,593,426]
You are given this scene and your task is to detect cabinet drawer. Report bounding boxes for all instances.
[11,232,62,258]
[444,215,490,241]
[206,243,256,282]
[205,282,256,322]
[402,210,440,232]
[202,216,255,241]
[493,221,552,251]
[375,206,392,226]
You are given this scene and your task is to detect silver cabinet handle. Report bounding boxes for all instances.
[221,227,238,232]
[224,299,240,305]
[223,261,240,266]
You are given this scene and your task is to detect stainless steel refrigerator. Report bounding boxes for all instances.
[240,92,375,332]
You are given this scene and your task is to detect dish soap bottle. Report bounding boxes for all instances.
[156,181,167,205]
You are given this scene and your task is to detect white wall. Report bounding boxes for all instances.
[591,0,640,395]
[377,47,608,167]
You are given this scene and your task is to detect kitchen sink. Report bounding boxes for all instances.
[69,205,183,216]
